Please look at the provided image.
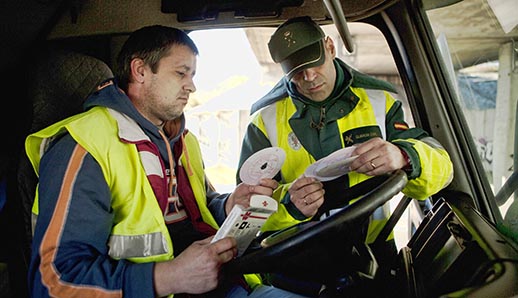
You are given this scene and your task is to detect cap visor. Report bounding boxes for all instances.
[281,41,325,80]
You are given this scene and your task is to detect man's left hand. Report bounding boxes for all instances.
[226,178,278,215]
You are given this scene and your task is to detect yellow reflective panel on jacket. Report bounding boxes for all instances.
[26,106,263,291]
[27,107,216,262]
[27,107,174,262]
[255,89,392,240]
[254,88,452,243]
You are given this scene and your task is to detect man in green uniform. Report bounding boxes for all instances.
[237,16,454,295]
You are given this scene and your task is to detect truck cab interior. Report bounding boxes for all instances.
[1,0,517,297]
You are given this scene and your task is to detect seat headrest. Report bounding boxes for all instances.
[29,49,114,132]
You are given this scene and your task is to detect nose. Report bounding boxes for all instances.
[302,68,317,81]
[184,78,196,93]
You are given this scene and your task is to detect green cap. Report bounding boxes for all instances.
[268,16,325,79]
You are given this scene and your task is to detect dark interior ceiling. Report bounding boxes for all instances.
[1,0,517,73]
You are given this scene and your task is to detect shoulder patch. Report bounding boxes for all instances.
[394,122,409,130]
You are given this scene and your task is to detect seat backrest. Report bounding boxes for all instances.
[17,47,114,260]
[0,47,113,298]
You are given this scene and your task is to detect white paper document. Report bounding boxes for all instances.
[211,194,278,256]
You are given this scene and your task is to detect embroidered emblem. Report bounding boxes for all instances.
[344,134,354,145]
[342,126,382,145]
[283,31,296,48]
[288,131,301,150]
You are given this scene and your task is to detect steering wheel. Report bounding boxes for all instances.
[224,170,408,285]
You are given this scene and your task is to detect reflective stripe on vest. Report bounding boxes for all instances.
[108,231,168,259]
[365,89,390,221]
[262,104,279,147]
[365,89,386,140]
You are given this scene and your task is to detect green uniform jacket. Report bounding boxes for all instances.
[238,59,453,243]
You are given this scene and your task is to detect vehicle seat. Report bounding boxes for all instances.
[8,47,113,298]
[19,47,114,243]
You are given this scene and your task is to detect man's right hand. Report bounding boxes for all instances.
[153,236,237,296]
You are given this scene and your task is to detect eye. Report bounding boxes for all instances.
[176,71,186,77]
[291,71,304,81]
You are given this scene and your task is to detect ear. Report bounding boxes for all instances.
[325,37,336,59]
[130,58,146,83]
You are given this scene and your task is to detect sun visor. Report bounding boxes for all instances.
[487,0,518,33]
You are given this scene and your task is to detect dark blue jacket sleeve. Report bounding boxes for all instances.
[206,179,230,225]
[29,134,155,298]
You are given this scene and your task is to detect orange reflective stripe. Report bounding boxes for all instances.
[39,145,122,298]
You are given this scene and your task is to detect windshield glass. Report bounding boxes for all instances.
[424,0,518,244]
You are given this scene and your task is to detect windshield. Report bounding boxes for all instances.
[423,0,518,243]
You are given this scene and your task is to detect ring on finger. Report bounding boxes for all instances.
[370,161,376,170]
[303,198,309,206]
